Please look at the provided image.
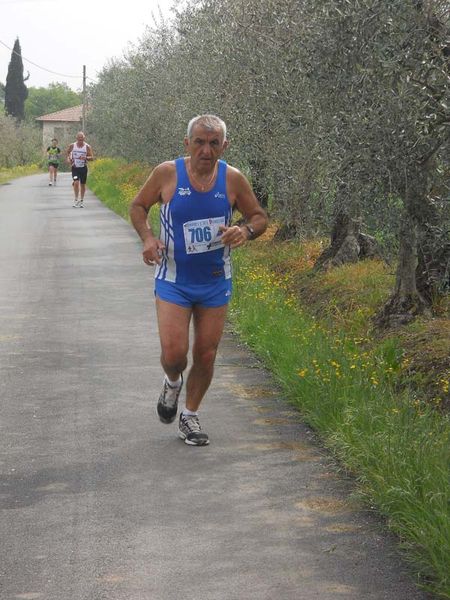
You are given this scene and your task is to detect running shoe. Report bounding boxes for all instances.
[157,374,183,424]
[178,413,209,446]
[79,201,84,208]
[48,182,52,186]
[73,200,79,208]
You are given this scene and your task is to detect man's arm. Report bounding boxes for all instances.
[86,144,94,161]
[65,143,74,164]
[129,163,169,265]
[220,168,268,248]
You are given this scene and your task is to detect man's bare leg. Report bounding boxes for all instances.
[155,297,191,379]
[73,180,80,205]
[155,298,227,444]
[155,298,191,423]
[185,304,228,412]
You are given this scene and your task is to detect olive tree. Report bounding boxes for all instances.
[0,114,41,167]
[89,0,449,324]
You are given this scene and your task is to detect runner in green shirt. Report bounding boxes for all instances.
[46,138,61,186]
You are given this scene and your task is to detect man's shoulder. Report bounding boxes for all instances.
[154,160,177,177]
[225,163,245,181]
[159,159,177,168]
[224,162,239,173]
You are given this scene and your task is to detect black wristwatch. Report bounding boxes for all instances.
[244,224,255,240]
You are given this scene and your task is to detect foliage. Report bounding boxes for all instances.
[24,83,81,122]
[0,114,41,168]
[4,38,28,121]
[88,158,160,231]
[89,2,449,293]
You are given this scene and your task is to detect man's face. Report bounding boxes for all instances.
[51,140,57,147]
[76,134,85,144]
[184,125,228,171]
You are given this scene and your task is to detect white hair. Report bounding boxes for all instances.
[187,114,227,141]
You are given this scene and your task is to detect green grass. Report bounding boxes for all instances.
[230,247,450,599]
[0,164,42,184]
[87,157,450,599]
[89,158,160,231]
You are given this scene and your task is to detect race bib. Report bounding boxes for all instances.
[72,149,86,168]
[183,216,225,254]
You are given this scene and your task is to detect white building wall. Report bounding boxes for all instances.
[42,121,81,152]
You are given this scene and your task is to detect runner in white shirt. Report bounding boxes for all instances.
[66,131,94,208]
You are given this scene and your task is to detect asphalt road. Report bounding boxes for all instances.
[0,174,432,600]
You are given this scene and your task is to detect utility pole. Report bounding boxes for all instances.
[82,65,86,132]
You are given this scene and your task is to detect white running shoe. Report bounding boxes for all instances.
[178,413,209,446]
[73,199,80,208]
[157,374,183,424]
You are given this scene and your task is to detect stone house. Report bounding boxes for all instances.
[35,105,83,151]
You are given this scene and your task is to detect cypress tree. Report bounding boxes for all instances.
[5,38,28,121]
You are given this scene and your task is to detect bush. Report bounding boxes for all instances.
[0,114,41,168]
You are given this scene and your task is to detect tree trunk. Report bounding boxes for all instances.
[313,209,381,271]
[375,173,431,329]
[273,222,300,241]
[314,210,360,270]
[416,224,450,303]
[313,168,382,271]
[412,3,450,302]
[376,217,427,327]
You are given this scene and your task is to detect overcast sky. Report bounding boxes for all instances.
[0,0,174,92]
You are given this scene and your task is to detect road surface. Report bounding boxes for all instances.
[0,174,431,599]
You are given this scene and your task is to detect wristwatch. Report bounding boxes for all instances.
[244,224,255,240]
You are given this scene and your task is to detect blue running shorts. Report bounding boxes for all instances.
[155,278,232,308]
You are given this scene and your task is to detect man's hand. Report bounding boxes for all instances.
[142,237,166,266]
[219,225,249,249]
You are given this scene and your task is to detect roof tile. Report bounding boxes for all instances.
[35,105,83,122]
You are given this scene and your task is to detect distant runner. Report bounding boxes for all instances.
[46,138,60,186]
[66,131,94,208]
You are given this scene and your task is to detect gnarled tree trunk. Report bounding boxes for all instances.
[314,210,381,271]
[375,165,432,328]
[416,221,450,303]
[375,212,429,328]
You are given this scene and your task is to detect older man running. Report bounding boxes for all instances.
[130,114,268,446]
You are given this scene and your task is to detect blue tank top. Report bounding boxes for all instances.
[155,158,233,285]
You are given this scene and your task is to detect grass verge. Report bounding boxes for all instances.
[230,245,449,598]
[88,157,450,598]
[0,164,42,185]
[88,158,160,231]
